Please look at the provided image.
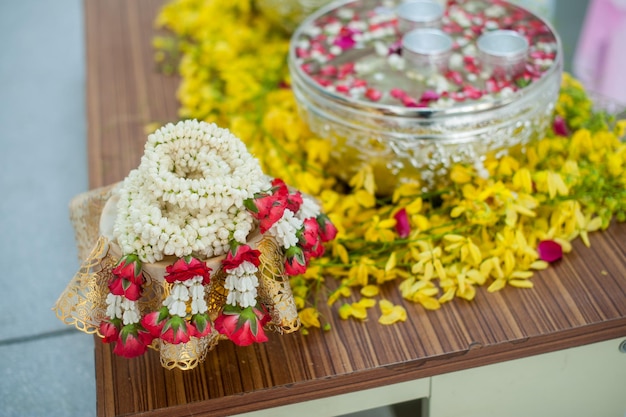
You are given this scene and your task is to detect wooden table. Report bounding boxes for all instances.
[85,1,626,416]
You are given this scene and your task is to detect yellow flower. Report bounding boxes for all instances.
[361,285,380,297]
[299,307,321,328]
[338,298,376,320]
[399,277,441,310]
[364,215,397,242]
[573,203,603,247]
[443,234,482,267]
[449,164,473,184]
[378,300,407,325]
[156,0,625,329]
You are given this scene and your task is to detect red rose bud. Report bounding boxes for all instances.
[270,178,289,199]
[140,307,170,338]
[284,246,307,276]
[113,324,152,358]
[112,254,143,284]
[393,208,411,239]
[190,312,212,338]
[286,191,303,214]
[299,218,321,250]
[107,276,142,301]
[316,213,338,242]
[246,191,287,234]
[214,305,269,347]
[160,316,192,344]
[222,244,261,271]
[99,319,121,343]
[165,256,212,284]
[537,240,563,263]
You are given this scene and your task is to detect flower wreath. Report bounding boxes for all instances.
[99,120,337,358]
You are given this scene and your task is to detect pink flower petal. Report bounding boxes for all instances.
[552,115,568,136]
[537,240,563,263]
[394,208,411,239]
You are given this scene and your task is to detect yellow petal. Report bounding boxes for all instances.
[378,218,397,229]
[379,299,395,315]
[466,268,486,285]
[360,285,380,297]
[299,307,321,328]
[450,206,466,218]
[356,298,376,309]
[416,294,441,310]
[509,279,534,288]
[457,283,476,301]
[530,260,549,270]
[338,304,353,320]
[487,279,507,292]
[438,287,456,303]
[379,305,407,325]
[334,243,350,264]
[385,252,397,272]
[443,234,465,242]
[350,303,368,320]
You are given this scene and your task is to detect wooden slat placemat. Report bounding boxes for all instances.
[85,0,626,416]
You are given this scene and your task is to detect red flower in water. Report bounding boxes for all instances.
[222,244,261,272]
[316,213,337,242]
[140,307,170,338]
[109,254,144,301]
[284,246,307,276]
[99,319,121,343]
[165,256,212,285]
[160,316,193,345]
[214,305,270,346]
[112,324,153,358]
[537,240,563,263]
[394,208,411,239]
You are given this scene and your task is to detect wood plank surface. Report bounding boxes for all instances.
[85,0,626,416]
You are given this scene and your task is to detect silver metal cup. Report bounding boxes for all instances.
[477,30,529,79]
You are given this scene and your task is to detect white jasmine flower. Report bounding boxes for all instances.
[268,209,303,249]
[297,195,321,220]
[105,293,124,320]
[113,120,263,262]
[239,291,257,309]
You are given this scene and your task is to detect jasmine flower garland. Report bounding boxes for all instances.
[114,119,268,263]
[98,119,337,357]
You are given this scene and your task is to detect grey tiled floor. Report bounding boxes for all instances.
[0,1,589,416]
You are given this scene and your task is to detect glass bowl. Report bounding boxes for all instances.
[288,0,563,193]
